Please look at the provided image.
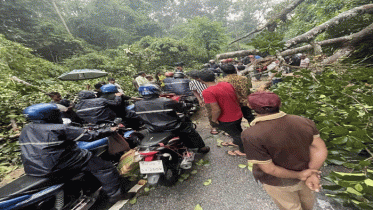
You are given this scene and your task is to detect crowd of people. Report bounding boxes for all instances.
[18,55,327,209]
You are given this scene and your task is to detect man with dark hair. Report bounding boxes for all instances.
[108,78,124,94]
[199,70,245,156]
[174,62,184,72]
[219,64,254,124]
[48,92,81,124]
[94,81,106,98]
[242,91,328,210]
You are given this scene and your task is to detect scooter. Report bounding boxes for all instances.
[0,121,137,210]
[137,129,195,187]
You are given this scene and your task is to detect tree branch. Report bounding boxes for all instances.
[285,4,373,48]
[229,0,306,45]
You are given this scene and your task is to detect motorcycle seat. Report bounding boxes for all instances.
[0,175,54,202]
[139,130,175,147]
[0,172,85,202]
[77,137,108,150]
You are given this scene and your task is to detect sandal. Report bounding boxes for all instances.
[210,128,219,135]
[221,142,237,147]
[227,150,246,156]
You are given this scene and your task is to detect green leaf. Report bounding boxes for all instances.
[203,179,212,186]
[129,197,137,205]
[346,187,363,196]
[194,204,203,210]
[331,171,366,181]
[178,178,184,182]
[364,179,373,187]
[144,187,150,192]
[355,184,364,192]
[359,160,371,167]
[191,170,198,175]
[196,159,204,166]
[322,185,344,190]
[330,136,348,145]
[238,164,247,169]
[247,162,253,172]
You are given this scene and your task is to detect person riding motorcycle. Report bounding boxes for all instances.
[19,103,133,202]
[99,84,143,129]
[167,72,193,96]
[75,90,122,124]
[134,84,210,153]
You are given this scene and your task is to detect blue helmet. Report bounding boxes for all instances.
[138,84,161,96]
[100,84,118,94]
[23,103,62,123]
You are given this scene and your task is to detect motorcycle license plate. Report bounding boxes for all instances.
[139,160,164,174]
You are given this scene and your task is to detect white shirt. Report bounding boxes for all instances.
[136,76,149,87]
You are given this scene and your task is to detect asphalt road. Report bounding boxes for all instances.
[108,109,352,210]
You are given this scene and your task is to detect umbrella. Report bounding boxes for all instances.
[58,69,108,81]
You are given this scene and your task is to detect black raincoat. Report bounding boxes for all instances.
[75,91,121,124]
[19,123,113,177]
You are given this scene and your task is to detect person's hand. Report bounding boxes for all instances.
[305,173,322,192]
[110,126,119,131]
[115,92,123,96]
[297,169,320,181]
[199,100,205,107]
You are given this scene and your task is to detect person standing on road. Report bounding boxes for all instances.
[199,70,246,156]
[218,64,255,123]
[188,70,218,135]
[242,91,328,210]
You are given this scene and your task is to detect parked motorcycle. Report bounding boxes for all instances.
[0,120,137,210]
[136,123,196,187]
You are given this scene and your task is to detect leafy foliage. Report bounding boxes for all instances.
[248,31,285,56]
[272,66,373,207]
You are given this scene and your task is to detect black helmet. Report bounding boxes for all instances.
[23,103,62,124]
[174,72,185,79]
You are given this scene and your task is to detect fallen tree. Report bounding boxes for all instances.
[229,0,306,45]
[215,49,259,60]
[285,4,373,48]
[280,22,373,57]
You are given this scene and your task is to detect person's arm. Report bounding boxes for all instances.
[205,102,221,124]
[257,162,320,181]
[65,125,115,142]
[306,136,328,191]
[192,90,204,107]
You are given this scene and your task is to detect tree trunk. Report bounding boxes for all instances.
[322,22,373,64]
[216,49,259,60]
[285,4,373,48]
[280,22,373,58]
[229,0,306,45]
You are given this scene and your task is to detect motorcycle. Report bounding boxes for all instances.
[0,120,138,210]
[136,129,196,187]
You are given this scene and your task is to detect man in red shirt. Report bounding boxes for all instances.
[199,70,245,156]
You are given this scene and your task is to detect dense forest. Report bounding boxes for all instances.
[1,0,373,208]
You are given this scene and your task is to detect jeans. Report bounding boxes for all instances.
[218,118,244,153]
